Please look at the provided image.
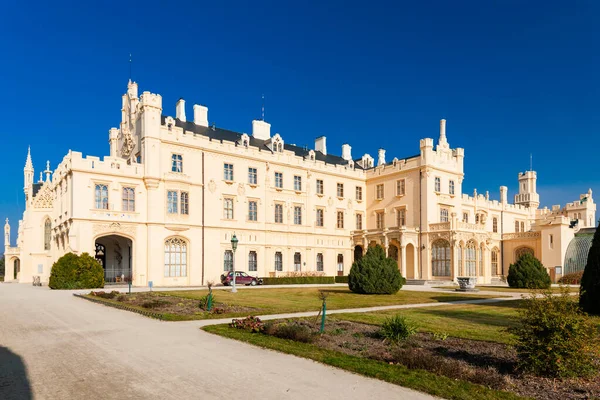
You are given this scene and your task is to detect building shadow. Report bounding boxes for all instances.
[0,346,33,400]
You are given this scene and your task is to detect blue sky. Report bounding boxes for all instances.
[1,1,598,242]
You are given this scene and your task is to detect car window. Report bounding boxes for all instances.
[240,272,248,277]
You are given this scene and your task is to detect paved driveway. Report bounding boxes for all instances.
[0,284,436,400]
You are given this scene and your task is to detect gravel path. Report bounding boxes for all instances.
[0,284,437,400]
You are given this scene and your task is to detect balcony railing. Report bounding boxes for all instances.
[429,222,450,231]
[456,221,485,231]
[502,231,541,240]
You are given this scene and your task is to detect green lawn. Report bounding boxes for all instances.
[162,287,506,316]
[203,323,526,400]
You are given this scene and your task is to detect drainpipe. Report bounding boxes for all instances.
[419,169,423,279]
[501,209,504,276]
[201,151,205,285]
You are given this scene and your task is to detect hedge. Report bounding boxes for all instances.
[335,276,349,284]
[261,276,335,285]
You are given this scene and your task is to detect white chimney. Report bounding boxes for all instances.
[176,98,186,122]
[252,120,271,140]
[342,144,352,161]
[500,186,508,204]
[377,148,386,166]
[193,104,208,127]
[315,136,327,155]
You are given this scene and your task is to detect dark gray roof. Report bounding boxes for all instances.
[32,183,43,198]
[163,116,364,169]
[563,228,596,274]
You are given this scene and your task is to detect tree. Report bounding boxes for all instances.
[580,224,600,315]
[49,252,104,290]
[348,245,404,294]
[0,256,4,277]
[507,252,551,289]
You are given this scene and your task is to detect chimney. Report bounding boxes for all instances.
[377,148,386,166]
[500,186,508,204]
[439,119,447,143]
[315,136,327,155]
[176,98,186,122]
[252,120,271,140]
[193,104,208,127]
[342,144,352,161]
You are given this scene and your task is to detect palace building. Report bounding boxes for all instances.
[3,81,596,286]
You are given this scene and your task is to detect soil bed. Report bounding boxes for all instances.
[268,318,599,400]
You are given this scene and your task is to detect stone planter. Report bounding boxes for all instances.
[456,277,479,292]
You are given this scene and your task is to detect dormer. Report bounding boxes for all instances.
[165,116,175,132]
[360,154,374,169]
[240,133,250,148]
[268,133,284,153]
[308,150,315,161]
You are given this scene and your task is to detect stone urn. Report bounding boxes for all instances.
[456,277,478,292]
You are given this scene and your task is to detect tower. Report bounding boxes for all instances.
[23,146,34,201]
[514,171,540,209]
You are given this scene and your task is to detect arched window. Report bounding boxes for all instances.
[44,219,51,251]
[491,248,500,275]
[95,184,108,209]
[164,237,188,277]
[274,251,283,271]
[316,253,324,271]
[465,240,477,276]
[122,187,135,212]
[515,246,534,261]
[431,240,451,276]
[224,250,233,271]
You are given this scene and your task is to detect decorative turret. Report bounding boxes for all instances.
[4,218,9,249]
[437,119,449,150]
[44,160,52,182]
[515,171,540,209]
[23,146,34,198]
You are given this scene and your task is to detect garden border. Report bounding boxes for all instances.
[73,293,167,320]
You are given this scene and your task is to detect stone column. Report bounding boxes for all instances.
[400,245,407,277]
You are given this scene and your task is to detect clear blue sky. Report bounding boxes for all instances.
[1,1,598,242]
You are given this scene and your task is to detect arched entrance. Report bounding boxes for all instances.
[405,243,415,279]
[354,245,363,262]
[13,258,20,280]
[95,235,133,283]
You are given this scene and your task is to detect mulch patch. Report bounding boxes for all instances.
[272,319,600,400]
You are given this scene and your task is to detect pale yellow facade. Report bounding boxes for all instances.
[3,81,596,286]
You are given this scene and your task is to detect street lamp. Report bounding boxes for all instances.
[231,233,239,293]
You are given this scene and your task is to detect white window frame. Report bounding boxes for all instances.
[275,172,283,188]
[396,179,405,196]
[224,163,234,181]
[171,154,183,173]
[248,200,258,221]
[248,167,257,185]
[294,175,302,191]
[294,206,302,225]
[316,179,324,195]
[223,198,234,219]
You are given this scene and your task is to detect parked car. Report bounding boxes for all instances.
[220,271,263,286]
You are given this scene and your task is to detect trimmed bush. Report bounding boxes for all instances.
[580,225,600,315]
[348,245,403,294]
[506,253,551,289]
[510,289,599,378]
[335,275,349,284]
[558,271,584,285]
[49,252,104,290]
[380,315,418,342]
[261,276,335,285]
[271,323,314,343]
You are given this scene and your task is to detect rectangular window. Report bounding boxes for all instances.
[356,186,363,201]
[356,213,362,230]
[521,221,525,232]
[397,209,406,227]
[376,184,384,200]
[248,251,257,271]
[167,190,178,214]
[396,179,406,196]
[122,187,135,212]
[316,253,324,272]
[171,154,183,173]
[515,221,520,232]
[294,175,302,191]
[294,252,301,271]
[294,206,302,225]
[376,212,384,229]
[248,201,258,221]
[337,183,344,198]
[95,184,109,209]
[549,234,554,249]
[449,180,455,195]
[274,252,283,271]
[274,204,283,223]
[463,212,469,223]
[224,250,233,271]
[440,207,449,222]
[316,209,324,227]
[275,172,283,188]
[248,167,257,185]
[224,198,234,219]
[435,177,441,192]
[337,211,344,229]
[316,179,324,195]
[492,217,498,233]
[180,191,189,215]
[224,163,234,181]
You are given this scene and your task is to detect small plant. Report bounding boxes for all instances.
[116,294,128,302]
[141,299,169,309]
[230,316,265,333]
[432,331,449,341]
[510,288,599,378]
[379,315,418,342]
[90,290,120,299]
[506,253,551,289]
[272,323,314,343]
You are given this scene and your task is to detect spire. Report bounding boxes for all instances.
[24,146,33,171]
[4,218,10,249]
[44,160,51,182]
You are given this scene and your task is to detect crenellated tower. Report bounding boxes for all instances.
[514,171,540,209]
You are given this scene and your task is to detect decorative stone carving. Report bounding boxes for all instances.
[237,183,245,196]
[120,127,135,157]
[347,199,353,210]
[208,179,217,193]
[456,277,478,292]
[33,185,53,209]
[93,222,136,237]
[328,197,334,207]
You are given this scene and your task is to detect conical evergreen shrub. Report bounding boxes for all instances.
[348,245,403,294]
[580,224,600,315]
[507,252,551,289]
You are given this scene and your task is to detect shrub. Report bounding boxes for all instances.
[379,315,418,342]
[506,253,551,289]
[335,275,349,284]
[90,290,120,299]
[509,288,599,378]
[348,245,403,294]
[271,323,314,343]
[141,299,169,309]
[230,316,265,333]
[49,252,104,290]
[198,293,216,310]
[558,271,584,285]
[580,225,600,315]
[261,276,335,285]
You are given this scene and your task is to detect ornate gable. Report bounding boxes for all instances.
[33,184,54,209]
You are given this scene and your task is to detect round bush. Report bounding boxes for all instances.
[506,252,551,289]
[49,252,104,290]
[348,245,403,294]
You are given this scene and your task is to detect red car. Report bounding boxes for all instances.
[220,271,263,286]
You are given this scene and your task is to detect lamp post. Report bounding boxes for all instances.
[231,233,238,293]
